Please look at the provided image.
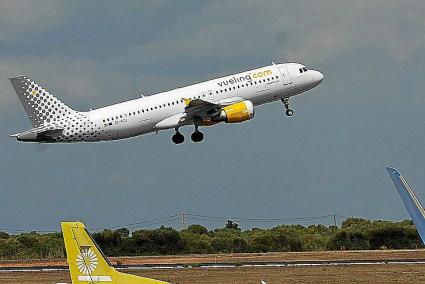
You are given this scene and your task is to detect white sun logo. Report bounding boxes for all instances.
[76,248,98,275]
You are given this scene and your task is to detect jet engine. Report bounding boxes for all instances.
[212,100,255,123]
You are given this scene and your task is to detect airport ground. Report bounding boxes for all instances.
[1,250,425,283]
[2,264,425,284]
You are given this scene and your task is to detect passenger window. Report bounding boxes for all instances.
[303,67,308,72]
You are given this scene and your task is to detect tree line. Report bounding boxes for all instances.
[0,218,422,260]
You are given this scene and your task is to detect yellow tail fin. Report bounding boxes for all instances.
[61,222,168,284]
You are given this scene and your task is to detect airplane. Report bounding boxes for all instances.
[61,221,168,284]
[386,167,425,244]
[61,221,271,284]
[10,62,323,144]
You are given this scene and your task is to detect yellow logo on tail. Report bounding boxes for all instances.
[76,248,98,275]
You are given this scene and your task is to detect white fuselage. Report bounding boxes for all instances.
[44,62,323,142]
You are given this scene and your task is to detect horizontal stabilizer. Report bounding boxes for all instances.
[386,167,425,244]
[11,126,63,142]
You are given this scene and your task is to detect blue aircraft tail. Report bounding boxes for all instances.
[386,167,425,244]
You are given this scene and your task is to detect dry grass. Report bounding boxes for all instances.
[1,264,425,284]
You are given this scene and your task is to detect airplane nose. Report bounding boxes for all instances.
[311,70,324,84]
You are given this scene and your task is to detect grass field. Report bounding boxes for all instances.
[1,264,425,284]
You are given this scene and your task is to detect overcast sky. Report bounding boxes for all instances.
[0,0,424,232]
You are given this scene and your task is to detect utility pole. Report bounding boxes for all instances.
[333,214,337,227]
[181,212,185,230]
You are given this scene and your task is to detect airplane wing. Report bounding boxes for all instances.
[386,167,425,244]
[155,97,245,130]
[10,126,63,142]
[184,98,221,118]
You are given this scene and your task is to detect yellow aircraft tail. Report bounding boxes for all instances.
[61,222,168,284]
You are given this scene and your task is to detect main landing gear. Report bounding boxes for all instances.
[191,126,204,143]
[281,97,294,117]
[172,127,204,144]
[172,129,184,144]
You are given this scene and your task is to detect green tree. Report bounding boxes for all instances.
[186,224,208,235]
[0,232,10,239]
[116,228,130,238]
[225,220,240,231]
[180,232,213,254]
[327,230,369,250]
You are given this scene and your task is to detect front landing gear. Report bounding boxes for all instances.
[281,97,294,117]
[172,129,184,144]
[191,126,204,143]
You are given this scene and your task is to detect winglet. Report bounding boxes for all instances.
[386,167,425,244]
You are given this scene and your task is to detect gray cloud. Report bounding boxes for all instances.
[0,1,424,231]
[0,0,71,42]
[277,1,425,62]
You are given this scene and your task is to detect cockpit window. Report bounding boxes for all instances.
[299,67,308,73]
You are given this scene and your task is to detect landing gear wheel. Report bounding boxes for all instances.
[281,97,294,117]
[172,132,184,144]
[191,131,204,143]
